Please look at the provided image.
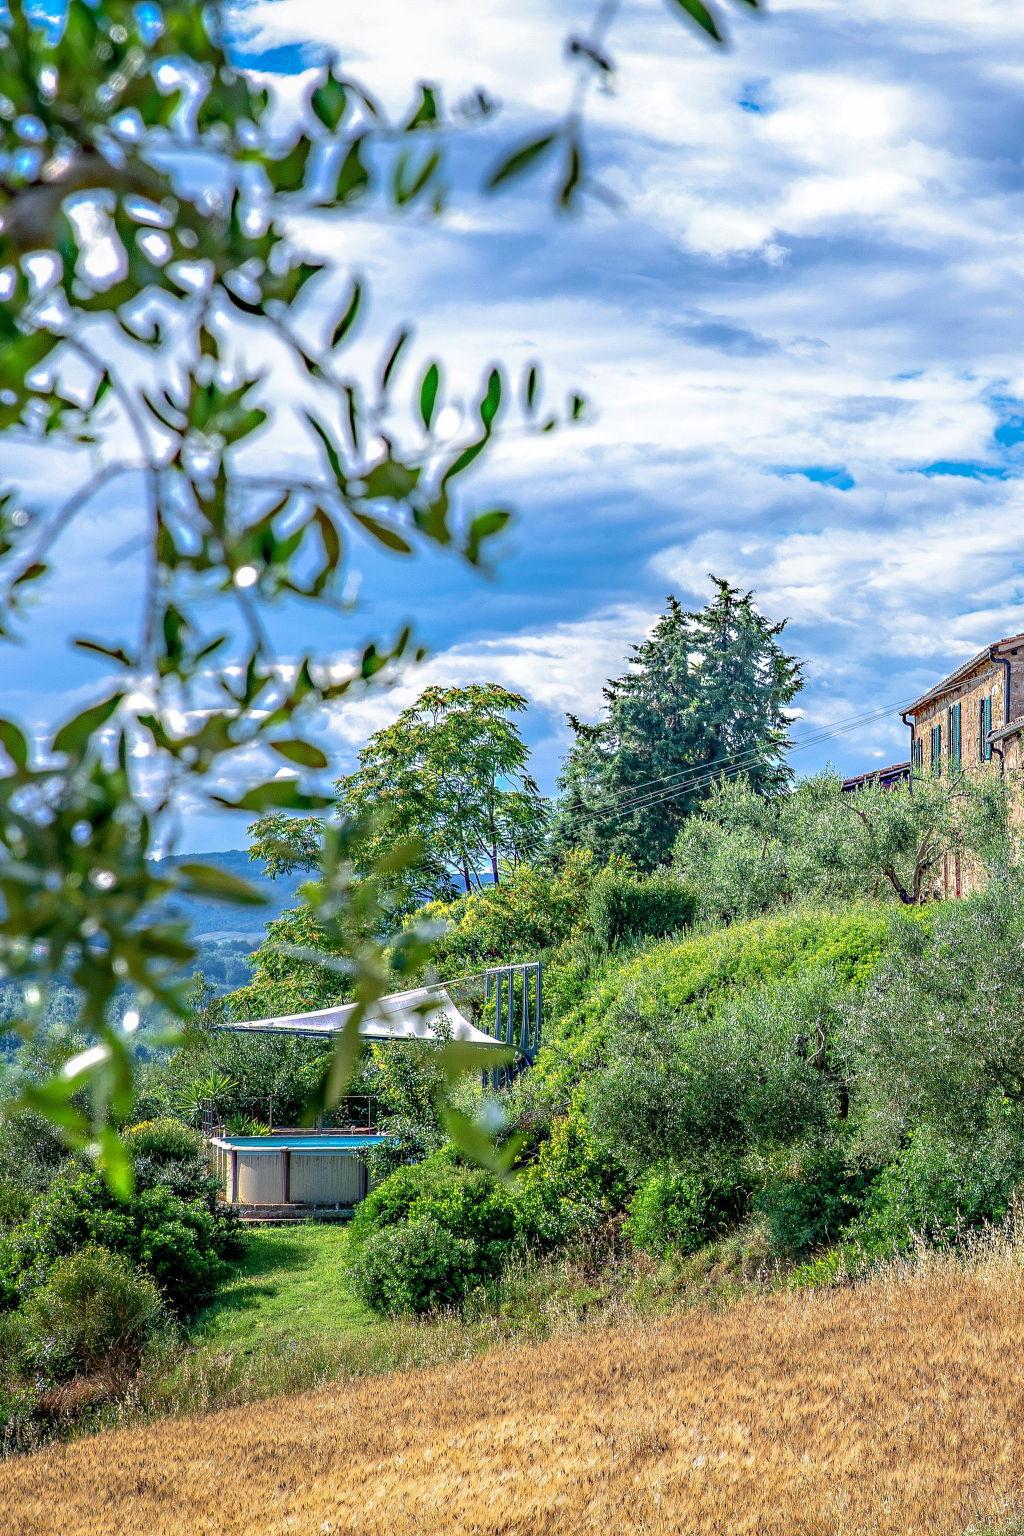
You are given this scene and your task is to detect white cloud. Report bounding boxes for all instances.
[11,0,1024,851]
[315,602,653,754]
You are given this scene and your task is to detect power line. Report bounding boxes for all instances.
[566,695,910,821]
[571,696,913,828]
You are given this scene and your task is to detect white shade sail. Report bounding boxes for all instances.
[217,985,498,1048]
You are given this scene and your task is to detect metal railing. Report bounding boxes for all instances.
[483,960,542,1088]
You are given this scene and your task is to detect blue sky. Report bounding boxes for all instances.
[9,0,1024,849]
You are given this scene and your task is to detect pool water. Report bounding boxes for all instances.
[215,1134,386,1151]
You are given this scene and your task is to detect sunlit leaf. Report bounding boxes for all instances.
[419,361,441,430]
[53,691,124,756]
[175,861,268,906]
[269,738,330,769]
[666,0,725,42]
[98,1126,134,1199]
[0,717,29,771]
[213,780,334,812]
[486,132,559,190]
[350,510,413,554]
[73,637,134,667]
[379,328,411,394]
[330,279,363,349]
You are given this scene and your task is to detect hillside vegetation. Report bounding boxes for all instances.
[5,1244,1024,1536]
[6,858,1021,1453]
[537,901,929,1094]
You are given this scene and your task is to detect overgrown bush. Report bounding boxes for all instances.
[0,1107,71,1201]
[0,1368,38,1456]
[586,866,695,952]
[21,1245,167,1383]
[514,1098,627,1249]
[845,881,1024,1160]
[348,1161,522,1312]
[589,969,844,1183]
[752,1149,873,1260]
[627,1165,735,1258]
[849,1127,1016,1258]
[360,1042,450,1182]
[348,1216,477,1315]
[124,1117,220,1206]
[409,851,595,978]
[10,1170,237,1318]
[0,1178,30,1231]
[533,903,919,1111]
[351,1160,518,1262]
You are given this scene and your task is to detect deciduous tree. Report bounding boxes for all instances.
[340,683,548,901]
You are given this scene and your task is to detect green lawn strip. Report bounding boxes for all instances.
[192,1225,376,1352]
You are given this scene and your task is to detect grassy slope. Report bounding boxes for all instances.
[191,1227,374,1352]
[539,902,932,1096]
[7,1247,1024,1536]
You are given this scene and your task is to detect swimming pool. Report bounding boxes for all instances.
[211,1133,387,1207]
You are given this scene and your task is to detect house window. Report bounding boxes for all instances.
[912,736,923,771]
[931,722,942,774]
[947,702,961,769]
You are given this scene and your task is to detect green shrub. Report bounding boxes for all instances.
[360,1042,449,1183]
[787,1243,864,1290]
[124,1117,204,1164]
[848,1127,1014,1259]
[586,867,695,952]
[351,1160,518,1269]
[22,1245,166,1382]
[0,1229,21,1311]
[348,1216,477,1314]
[0,1376,39,1457]
[0,1177,31,1231]
[12,1170,236,1318]
[123,1116,221,1207]
[535,904,924,1109]
[589,968,843,1182]
[627,1164,737,1258]
[752,1150,873,1260]
[407,850,594,978]
[845,881,1024,1160]
[224,1115,271,1137]
[515,1100,626,1248]
[348,1161,522,1312]
[0,1308,32,1377]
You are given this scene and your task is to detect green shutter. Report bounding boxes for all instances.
[952,702,961,767]
[985,694,993,761]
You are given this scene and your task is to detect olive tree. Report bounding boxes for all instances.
[675,769,1015,923]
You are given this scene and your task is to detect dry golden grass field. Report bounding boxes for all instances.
[6,1252,1024,1536]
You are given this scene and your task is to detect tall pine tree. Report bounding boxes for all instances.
[552,580,803,868]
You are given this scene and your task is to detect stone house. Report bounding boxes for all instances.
[900,632,1024,896]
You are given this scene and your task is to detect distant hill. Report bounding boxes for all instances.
[155,850,307,939]
[0,855,308,1039]
[155,850,309,993]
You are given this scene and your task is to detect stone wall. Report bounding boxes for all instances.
[910,658,1010,779]
[908,646,1024,898]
